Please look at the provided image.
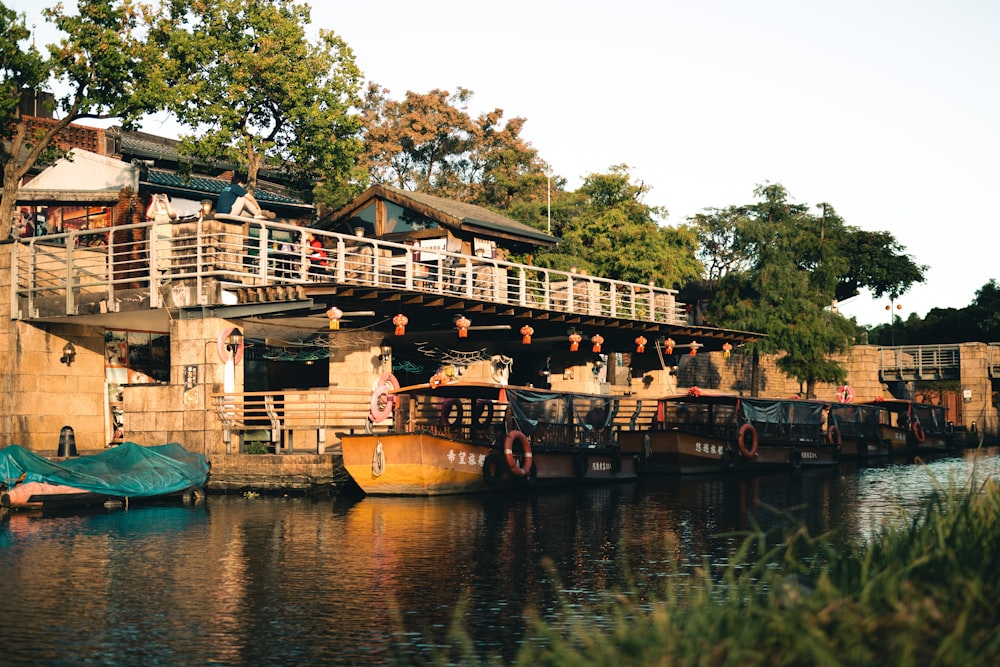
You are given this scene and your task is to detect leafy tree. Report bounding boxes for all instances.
[880,279,1000,345]
[148,0,364,208]
[706,184,860,396]
[1,0,158,239]
[359,85,549,220]
[535,165,703,287]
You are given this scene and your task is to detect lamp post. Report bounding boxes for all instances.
[886,300,902,346]
[545,169,552,235]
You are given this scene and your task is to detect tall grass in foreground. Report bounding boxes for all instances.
[429,476,1000,666]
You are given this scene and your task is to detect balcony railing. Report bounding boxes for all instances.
[879,345,961,381]
[10,217,689,324]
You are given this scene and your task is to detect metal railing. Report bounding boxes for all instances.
[990,343,1000,379]
[10,217,689,324]
[879,345,962,380]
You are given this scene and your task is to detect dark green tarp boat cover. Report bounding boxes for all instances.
[0,442,209,497]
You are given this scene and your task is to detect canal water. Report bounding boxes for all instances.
[1,449,997,666]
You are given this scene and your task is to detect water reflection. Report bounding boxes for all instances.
[1,449,996,666]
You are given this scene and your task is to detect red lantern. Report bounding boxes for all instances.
[568,332,582,352]
[590,334,604,353]
[520,325,534,344]
[664,337,675,355]
[326,306,343,330]
[635,336,647,353]
[456,315,471,338]
[722,342,733,358]
[392,313,408,336]
[689,340,702,357]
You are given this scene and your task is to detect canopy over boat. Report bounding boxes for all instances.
[0,442,210,498]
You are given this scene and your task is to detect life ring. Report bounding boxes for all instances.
[503,430,533,477]
[473,399,494,426]
[369,373,400,423]
[827,424,841,447]
[912,420,925,443]
[482,453,504,484]
[216,327,244,364]
[440,399,464,427]
[573,451,588,477]
[738,423,758,458]
[837,385,855,403]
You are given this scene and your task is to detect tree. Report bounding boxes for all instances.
[1,0,158,239]
[535,165,703,287]
[706,184,864,396]
[148,0,364,208]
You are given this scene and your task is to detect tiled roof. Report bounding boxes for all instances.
[146,169,308,206]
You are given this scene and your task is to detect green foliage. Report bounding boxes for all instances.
[0,5,48,139]
[149,0,364,207]
[874,279,1000,345]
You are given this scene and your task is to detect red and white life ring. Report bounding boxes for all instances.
[738,423,758,458]
[217,327,244,365]
[504,430,533,477]
[369,373,400,423]
[837,385,855,403]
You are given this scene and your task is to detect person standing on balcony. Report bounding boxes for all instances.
[217,173,276,219]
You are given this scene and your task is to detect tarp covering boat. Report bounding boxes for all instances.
[0,442,209,498]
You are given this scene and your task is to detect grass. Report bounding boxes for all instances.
[423,464,1000,666]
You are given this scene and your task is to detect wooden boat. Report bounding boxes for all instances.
[339,381,637,496]
[621,390,841,473]
[0,442,210,510]
[828,403,892,458]
[857,398,955,457]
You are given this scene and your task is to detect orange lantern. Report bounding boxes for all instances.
[456,315,471,338]
[568,332,582,352]
[520,325,534,344]
[392,313,408,336]
[590,334,604,353]
[689,340,702,357]
[664,337,675,355]
[635,336,647,353]
[722,342,733,358]
[326,306,343,330]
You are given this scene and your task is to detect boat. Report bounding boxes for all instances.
[0,442,210,510]
[828,403,893,458]
[857,398,955,457]
[620,390,841,473]
[339,381,637,496]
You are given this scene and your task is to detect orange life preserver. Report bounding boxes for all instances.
[369,373,400,423]
[440,399,464,427]
[912,420,925,443]
[827,424,841,447]
[504,430,533,477]
[837,385,855,403]
[738,423,758,458]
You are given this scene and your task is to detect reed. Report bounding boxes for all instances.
[506,478,1000,667]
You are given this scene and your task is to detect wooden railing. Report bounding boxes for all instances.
[10,217,689,324]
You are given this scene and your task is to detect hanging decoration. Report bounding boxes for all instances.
[722,342,733,358]
[689,340,703,357]
[635,335,647,353]
[568,332,582,352]
[456,315,471,338]
[590,334,604,353]
[393,313,409,336]
[664,337,675,355]
[326,306,343,330]
[520,325,534,345]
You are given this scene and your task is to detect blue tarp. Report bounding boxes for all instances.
[0,442,209,497]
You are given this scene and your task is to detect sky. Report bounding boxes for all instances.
[9,0,999,328]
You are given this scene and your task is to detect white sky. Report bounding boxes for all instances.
[10,0,999,328]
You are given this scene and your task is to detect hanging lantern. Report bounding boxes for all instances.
[590,334,604,353]
[722,342,733,358]
[520,325,534,345]
[326,306,343,330]
[635,336,647,353]
[664,337,675,355]
[689,340,702,357]
[568,332,582,352]
[392,313,409,336]
[456,315,471,338]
